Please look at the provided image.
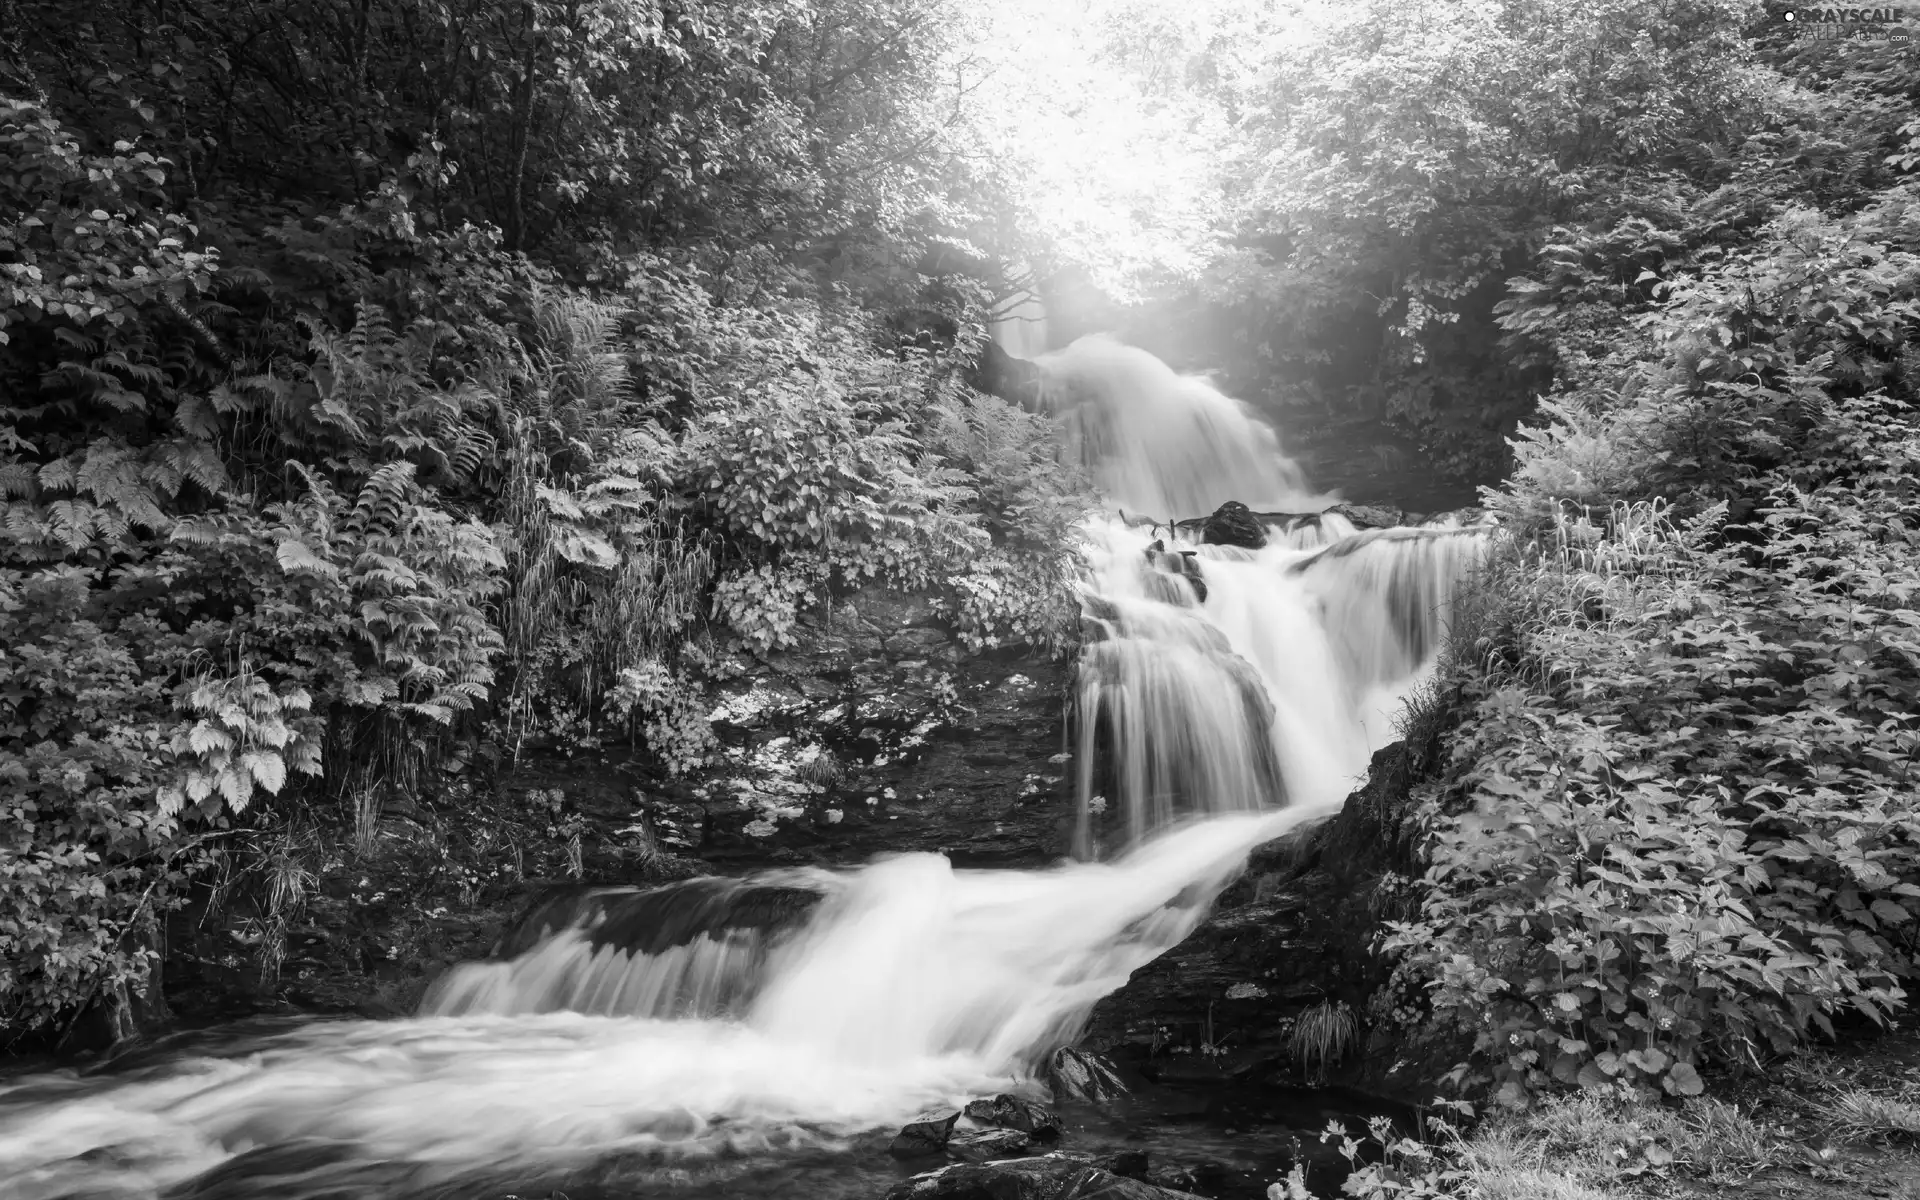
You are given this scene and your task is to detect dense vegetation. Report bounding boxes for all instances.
[0,0,1100,1038]
[1355,6,1920,1108]
[1192,0,1918,481]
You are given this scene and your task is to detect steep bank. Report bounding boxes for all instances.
[1081,740,1467,1105]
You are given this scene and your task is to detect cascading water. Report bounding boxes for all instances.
[0,817,1323,1200]
[1071,515,1485,857]
[1037,335,1316,519]
[0,339,1488,1200]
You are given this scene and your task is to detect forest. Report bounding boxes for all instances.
[2,0,1920,1196]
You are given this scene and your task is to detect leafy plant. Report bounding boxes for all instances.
[606,662,717,778]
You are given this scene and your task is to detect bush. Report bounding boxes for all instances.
[1392,419,1920,1104]
[664,316,985,595]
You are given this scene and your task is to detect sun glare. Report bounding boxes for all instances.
[966,0,1305,298]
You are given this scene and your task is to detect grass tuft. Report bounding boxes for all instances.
[1289,999,1359,1080]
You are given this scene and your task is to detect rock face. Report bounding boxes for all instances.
[673,587,1074,870]
[885,1154,1201,1200]
[1079,741,1468,1100]
[888,1094,1063,1164]
[1141,540,1207,603]
[491,877,824,959]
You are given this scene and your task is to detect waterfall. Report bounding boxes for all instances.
[1037,334,1319,519]
[1070,517,1485,856]
[0,340,1490,1200]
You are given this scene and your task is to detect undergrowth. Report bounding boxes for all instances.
[0,93,1092,1040]
[1374,177,1920,1109]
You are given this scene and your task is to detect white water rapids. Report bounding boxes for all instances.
[0,337,1485,1200]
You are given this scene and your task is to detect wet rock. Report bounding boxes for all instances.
[492,877,824,958]
[1416,505,1491,528]
[946,1128,1035,1162]
[1148,1158,1265,1197]
[1080,593,1121,625]
[1143,540,1207,604]
[891,1110,963,1158]
[1201,501,1268,549]
[1328,502,1405,529]
[1097,1150,1150,1180]
[884,1154,1201,1200]
[963,1094,1061,1140]
[1045,1047,1128,1104]
[970,338,1047,408]
[1080,741,1472,1100]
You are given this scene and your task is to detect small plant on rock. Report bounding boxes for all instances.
[1291,999,1360,1081]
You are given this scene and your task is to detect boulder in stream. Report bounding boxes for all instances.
[1096,1149,1150,1180]
[884,1154,1201,1200]
[946,1128,1035,1162]
[890,1110,964,1158]
[963,1094,1061,1139]
[1200,501,1268,549]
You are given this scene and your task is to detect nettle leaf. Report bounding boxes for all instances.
[1869,899,1912,926]
[242,751,287,794]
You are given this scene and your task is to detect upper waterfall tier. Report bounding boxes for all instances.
[1036,335,1323,519]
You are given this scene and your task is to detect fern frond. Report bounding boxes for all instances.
[348,461,419,534]
[0,462,37,498]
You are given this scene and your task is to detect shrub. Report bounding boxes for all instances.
[1391,429,1920,1104]
[925,381,1093,553]
[939,548,1081,658]
[0,564,282,1030]
[664,306,1088,659]
[606,662,717,778]
[665,333,985,597]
